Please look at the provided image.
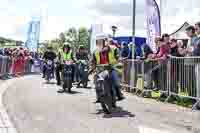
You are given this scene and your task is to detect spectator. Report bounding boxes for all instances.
[120,42,130,58]
[195,22,200,37]
[151,37,169,91]
[170,39,186,57]
[186,25,199,54]
[162,33,170,44]
[151,38,170,60]
[184,25,198,97]
[142,43,154,59]
[142,43,154,89]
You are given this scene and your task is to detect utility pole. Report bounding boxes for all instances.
[132,0,136,58]
[130,0,136,91]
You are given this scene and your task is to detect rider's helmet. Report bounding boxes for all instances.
[79,45,85,50]
[47,46,53,51]
[95,33,109,50]
[63,42,71,51]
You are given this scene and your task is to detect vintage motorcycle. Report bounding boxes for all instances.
[77,60,89,88]
[61,60,73,93]
[45,60,54,83]
[94,64,116,114]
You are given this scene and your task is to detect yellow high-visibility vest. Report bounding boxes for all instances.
[95,49,117,65]
[62,51,72,61]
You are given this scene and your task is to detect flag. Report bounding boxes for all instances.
[145,0,161,52]
[26,20,40,52]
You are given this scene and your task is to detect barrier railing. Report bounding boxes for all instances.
[121,59,170,94]
[167,56,200,109]
[0,56,38,78]
[121,56,200,109]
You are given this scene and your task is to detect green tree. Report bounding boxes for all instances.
[65,27,78,50]
[78,27,89,49]
[59,32,66,45]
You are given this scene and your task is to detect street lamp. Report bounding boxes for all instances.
[111,26,117,37]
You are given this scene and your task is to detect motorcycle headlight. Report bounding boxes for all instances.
[47,60,53,65]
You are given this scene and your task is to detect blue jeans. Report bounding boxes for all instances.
[111,69,123,99]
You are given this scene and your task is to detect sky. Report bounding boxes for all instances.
[0,0,200,41]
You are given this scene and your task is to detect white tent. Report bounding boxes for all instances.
[169,22,190,39]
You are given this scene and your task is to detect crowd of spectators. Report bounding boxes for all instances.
[119,22,200,60]
[118,22,200,97]
[0,47,42,78]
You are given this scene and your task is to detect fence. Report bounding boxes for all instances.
[0,56,40,78]
[121,56,200,109]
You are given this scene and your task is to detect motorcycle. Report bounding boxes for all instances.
[45,60,54,82]
[61,60,73,93]
[77,60,89,88]
[94,64,116,114]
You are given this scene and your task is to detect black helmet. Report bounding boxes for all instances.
[63,43,71,51]
[47,46,53,50]
[79,45,85,49]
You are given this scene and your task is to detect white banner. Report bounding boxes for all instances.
[146,0,161,53]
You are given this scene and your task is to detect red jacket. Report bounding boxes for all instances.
[156,44,170,58]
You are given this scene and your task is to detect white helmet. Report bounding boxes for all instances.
[95,33,109,40]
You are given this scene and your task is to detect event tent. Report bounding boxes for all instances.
[113,36,146,46]
[169,22,190,40]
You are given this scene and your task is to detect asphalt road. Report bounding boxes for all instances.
[2,75,199,133]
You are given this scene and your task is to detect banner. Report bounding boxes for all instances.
[26,21,40,52]
[145,0,161,52]
[90,24,103,53]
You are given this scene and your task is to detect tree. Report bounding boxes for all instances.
[44,27,90,53]
[59,32,66,44]
[65,27,78,50]
[78,27,89,49]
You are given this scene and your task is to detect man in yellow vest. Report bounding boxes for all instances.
[56,43,74,86]
[91,35,124,103]
[107,38,125,101]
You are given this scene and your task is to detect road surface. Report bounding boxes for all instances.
[2,75,199,133]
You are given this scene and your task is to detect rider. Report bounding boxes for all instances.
[76,45,89,87]
[42,46,57,78]
[107,38,125,101]
[56,43,75,86]
[91,34,124,104]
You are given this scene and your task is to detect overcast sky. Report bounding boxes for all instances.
[0,0,200,41]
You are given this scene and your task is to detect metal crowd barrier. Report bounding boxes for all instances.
[0,56,36,78]
[167,56,200,109]
[121,59,170,96]
[121,56,200,109]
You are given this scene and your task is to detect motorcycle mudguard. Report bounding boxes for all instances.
[62,64,73,89]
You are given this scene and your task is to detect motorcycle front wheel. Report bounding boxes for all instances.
[63,79,72,93]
